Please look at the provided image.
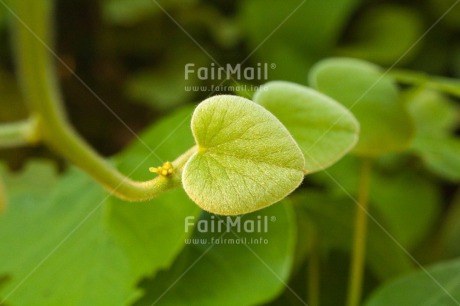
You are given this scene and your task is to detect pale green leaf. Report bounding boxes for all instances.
[253,81,359,173]
[309,57,414,156]
[134,202,296,306]
[0,107,201,305]
[183,95,305,215]
[366,259,460,306]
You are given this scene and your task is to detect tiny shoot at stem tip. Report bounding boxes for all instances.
[149,161,174,177]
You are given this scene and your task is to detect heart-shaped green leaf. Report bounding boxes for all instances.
[309,57,414,156]
[182,95,305,215]
[253,81,359,173]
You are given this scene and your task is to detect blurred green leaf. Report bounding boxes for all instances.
[337,5,423,65]
[294,190,413,280]
[125,45,208,111]
[405,88,460,181]
[183,95,305,215]
[365,258,460,306]
[127,69,192,110]
[370,170,441,249]
[405,89,458,137]
[0,161,58,196]
[134,202,297,306]
[239,0,360,82]
[309,57,414,156]
[412,137,460,181]
[254,81,359,173]
[438,191,460,257]
[309,155,441,249]
[240,0,359,54]
[0,107,201,305]
[0,5,5,26]
[427,0,460,30]
[102,0,196,25]
[0,71,27,121]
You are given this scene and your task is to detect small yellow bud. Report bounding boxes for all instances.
[149,161,174,177]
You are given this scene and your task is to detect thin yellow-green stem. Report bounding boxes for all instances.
[8,0,195,201]
[390,69,460,98]
[346,158,372,306]
[0,176,5,214]
[308,228,320,306]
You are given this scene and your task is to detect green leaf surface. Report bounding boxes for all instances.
[0,107,201,305]
[337,5,423,65]
[183,95,305,215]
[253,81,359,173]
[365,259,460,306]
[294,190,413,279]
[134,202,297,306]
[309,57,414,156]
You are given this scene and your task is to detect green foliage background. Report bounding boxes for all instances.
[0,0,460,305]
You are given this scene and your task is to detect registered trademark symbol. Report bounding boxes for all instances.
[270,63,276,69]
[270,216,276,222]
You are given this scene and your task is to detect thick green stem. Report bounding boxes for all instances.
[347,159,372,306]
[390,69,460,98]
[8,0,195,201]
[0,117,39,148]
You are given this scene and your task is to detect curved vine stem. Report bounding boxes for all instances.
[346,158,372,306]
[8,0,194,201]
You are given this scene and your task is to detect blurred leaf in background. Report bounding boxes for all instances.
[405,88,460,181]
[336,5,423,65]
[239,0,360,82]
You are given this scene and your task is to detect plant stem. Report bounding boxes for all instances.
[308,228,320,306]
[0,117,40,148]
[346,158,372,306]
[9,0,195,201]
[390,69,460,98]
[0,176,5,214]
